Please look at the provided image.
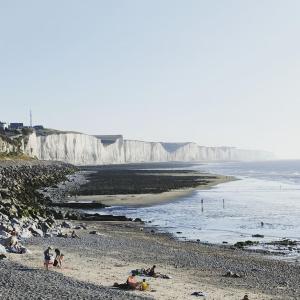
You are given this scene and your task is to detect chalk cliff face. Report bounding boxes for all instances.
[0,136,16,153]
[22,132,273,165]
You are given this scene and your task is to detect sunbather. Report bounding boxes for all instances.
[126,273,139,290]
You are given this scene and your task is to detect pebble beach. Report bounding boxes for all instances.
[7,221,300,300]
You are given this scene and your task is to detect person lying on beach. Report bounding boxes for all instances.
[144,265,171,279]
[126,273,139,290]
[44,246,53,270]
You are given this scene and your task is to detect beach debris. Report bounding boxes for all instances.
[242,295,249,300]
[252,234,264,238]
[234,240,258,248]
[224,270,242,278]
[191,291,207,298]
[267,239,297,246]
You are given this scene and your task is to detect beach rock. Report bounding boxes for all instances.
[252,234,264,238]
[11,218,21,225]
[0,245,6,254]
[82,213,132,222]
[19,228,33,239]
[224,270,241,278]
[134,218,143,223]
[89,231,101,235]
[234,240,258,248]
[61,221,73,228]
[50,202,106,209]
[28,226,43,237]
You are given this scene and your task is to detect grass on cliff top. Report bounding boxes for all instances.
[0,152,36,161]
[36,128,81,136]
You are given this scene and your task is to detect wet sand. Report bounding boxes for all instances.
[74,174,232,207]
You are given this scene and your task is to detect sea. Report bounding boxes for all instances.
[97,160,300,259]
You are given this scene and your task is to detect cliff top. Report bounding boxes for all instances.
[35,128,81,136]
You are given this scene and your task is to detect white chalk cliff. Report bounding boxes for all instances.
[22,131,273,165]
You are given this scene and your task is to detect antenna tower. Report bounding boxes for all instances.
[30,109,32,128]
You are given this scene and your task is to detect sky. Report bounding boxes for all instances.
[1,1,300,159]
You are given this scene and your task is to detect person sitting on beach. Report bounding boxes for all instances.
[140,279,150,291]
[44,246,53,270]
[126,273,139,290]
[147,265,157,277]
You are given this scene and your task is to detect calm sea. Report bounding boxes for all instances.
[98,160,300,248]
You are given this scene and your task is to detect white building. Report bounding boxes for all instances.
[0,121,8,130]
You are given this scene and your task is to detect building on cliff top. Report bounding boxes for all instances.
[94,135,123,145]
[9,123,24,130]
[0,122,8,130]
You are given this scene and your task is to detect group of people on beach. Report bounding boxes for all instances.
[44,246,64,270]
[114,265,168,292]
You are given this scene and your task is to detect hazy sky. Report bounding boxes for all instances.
[1,1,300,159]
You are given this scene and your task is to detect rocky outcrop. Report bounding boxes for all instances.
[0,161,77,221]
[21,131,273,165]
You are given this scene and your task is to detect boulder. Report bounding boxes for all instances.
[0,244,7,254]
[19,228,33,239]
[61,221,73,228]
[28,226,43,237]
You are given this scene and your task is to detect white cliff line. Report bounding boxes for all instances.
[21,132,274,165]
